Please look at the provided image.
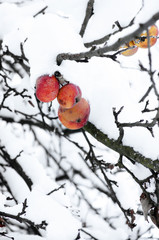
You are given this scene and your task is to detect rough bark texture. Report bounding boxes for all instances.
[84,121,159,172]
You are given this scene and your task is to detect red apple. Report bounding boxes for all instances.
[57,83,82,109]
[58,98,90,130]
[36,75,59,102]
[134,25,158,48]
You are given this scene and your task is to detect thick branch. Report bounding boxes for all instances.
[1,115,159,172]
[84,121,159,172]
[57,12,159,65]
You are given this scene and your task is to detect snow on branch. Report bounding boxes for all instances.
[0,146,33,190]
[84,121,159,172]
[0,210,47,230]
[56,12,159,65]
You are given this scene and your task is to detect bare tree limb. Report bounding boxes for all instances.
[84,121,159,172]
[56,12,159,65]
[84,0,145,48]
[0,147,33,190]
[79,0,94,37]
[1,114,159,172]
[0,211,47,231]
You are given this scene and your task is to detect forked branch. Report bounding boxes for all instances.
[57,12,159,65]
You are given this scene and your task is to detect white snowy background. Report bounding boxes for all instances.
[0,0,159,239]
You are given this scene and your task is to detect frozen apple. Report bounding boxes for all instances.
[57,83,82,109]
[58,98,90,130]
[36,75,59,102]
[120,41,138,56]
[134,25,158,48]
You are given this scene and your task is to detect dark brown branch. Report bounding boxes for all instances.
[33,6,48,18]
[0,172,18,203]
[47,183,66,195]
[84,0,145,48]
[139,85,153,103]
[81,229,99,240]
[117,157,155,206]
[147,29,159,100]
[117,107,159,131]
[0,147,33,190]
[0,211,47,231]
[0,115,57,133]
[2,113,159,173]
[56,12,159,65]
[3,45,30,74]
[113,107,124,143]
[84,121,159,172]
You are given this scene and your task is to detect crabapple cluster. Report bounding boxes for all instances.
[35,72,90,130]
[120,25,158,56]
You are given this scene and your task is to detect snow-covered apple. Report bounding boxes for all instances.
[36,75,59,102]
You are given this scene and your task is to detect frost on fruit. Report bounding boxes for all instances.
[58,98,90,130]
[57,83,82,109]
[36,75,59,102]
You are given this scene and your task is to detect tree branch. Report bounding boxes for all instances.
[0,147,33,190]
[1,114,159,172]
[84,121,159,172]
[56,12,159,65]
[84,0,145,48]
[79,0,94,37]
[0,211,47,231]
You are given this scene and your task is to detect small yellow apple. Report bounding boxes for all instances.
[120,41,138,56]
[134,25,158,48]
